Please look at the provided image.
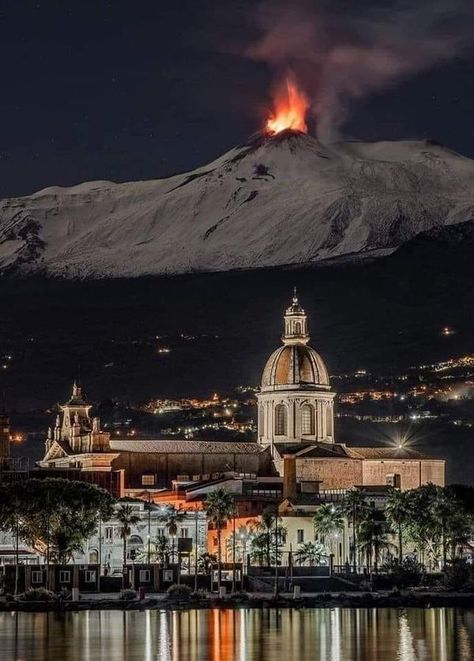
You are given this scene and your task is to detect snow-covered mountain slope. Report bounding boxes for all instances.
[1,130,474,278]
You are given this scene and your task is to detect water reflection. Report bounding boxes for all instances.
[0,608,472,661]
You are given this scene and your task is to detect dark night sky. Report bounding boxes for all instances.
[1,0,474,198]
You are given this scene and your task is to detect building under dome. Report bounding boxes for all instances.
[37,294,445,494]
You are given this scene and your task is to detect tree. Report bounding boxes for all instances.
[385,488,411,562]
[343,489,367,571]
[358,507,395,573]
[116,504,141,569]
[136,536,170,565]
[295,541,326,566]
[197,552,217,575]
[254,507,278,566]
[226,524,255,564]
[313,503,344,560]
[203,488,234,591]
[157,505,187,563]
[4,479,114,565]
[250,529,285,566]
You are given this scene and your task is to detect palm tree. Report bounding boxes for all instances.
[431,487,459,569]
[136,536,170,565]
[385,488,411,562]
[358,507,395,573]
[203,488,234,590]
[116,504,141,570]
[226,524,255,564]
[343,488,367,572]
[254,506,278,566]
[313,503,344,562]
[295,541,326,566]
[157,505,187,563]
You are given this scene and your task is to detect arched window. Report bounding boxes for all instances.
[129,535,143,546]
[326,404,333,437]
[301,404,315,435]
[274,404,287,436]
[294,321,302,335]
[89,549,99,564]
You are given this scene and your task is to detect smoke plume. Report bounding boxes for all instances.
[246,0,474,140]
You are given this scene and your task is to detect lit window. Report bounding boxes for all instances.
[142,474,155,486]
[59,570,71,583]
[31,571,42,584]
[275,404,287,436]
[301,404,315,435]
[85,570,96,583]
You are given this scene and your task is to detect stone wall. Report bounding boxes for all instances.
[113,451,272,488]
[361,459,445,490]
[295,458,363,490]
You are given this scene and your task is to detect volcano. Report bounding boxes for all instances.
[1,130,474,278]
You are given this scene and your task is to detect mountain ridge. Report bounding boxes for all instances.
[1,131,474,278]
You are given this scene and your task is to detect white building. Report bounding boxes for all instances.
[0,500,208,573]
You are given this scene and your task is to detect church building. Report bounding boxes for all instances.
[38,294,445,493]
[257,293,445,491]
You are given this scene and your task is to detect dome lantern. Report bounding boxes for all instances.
[282,288,309,345]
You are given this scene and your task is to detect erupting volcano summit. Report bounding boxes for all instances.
[266,77,309,135]
[1,128,474,278]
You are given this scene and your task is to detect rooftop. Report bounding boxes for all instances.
[110,439,267,454]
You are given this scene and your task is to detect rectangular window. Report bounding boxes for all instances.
[141,474,155,486]
[297,529,304,544]
[31,571,42,584]
[157,527,165,538]
[180,528,189,538]
[139,569,150,582]
[85,570,96,583]
[59,570,71,583]
[105,526,113,541]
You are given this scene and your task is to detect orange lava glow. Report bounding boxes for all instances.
[266,77,309,134]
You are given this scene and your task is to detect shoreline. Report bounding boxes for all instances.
[2,591,474,612]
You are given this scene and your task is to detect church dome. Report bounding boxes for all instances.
[261,343,329,390]
[260,291,330,391]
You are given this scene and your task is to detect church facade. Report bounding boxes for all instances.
[38,294,445,493]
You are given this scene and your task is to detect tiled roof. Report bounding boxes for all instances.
[274,442,436,461]
[344,446,431,460]
[274,443,350,459]
[110,439,266,454]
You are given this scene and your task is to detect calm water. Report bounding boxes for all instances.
[0,608,473,661]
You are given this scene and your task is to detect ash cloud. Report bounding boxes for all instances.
[245,0,474,141]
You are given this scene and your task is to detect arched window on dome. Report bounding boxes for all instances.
[294,321,302,335]
[274,404,287,436]
[301,404,315,435]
